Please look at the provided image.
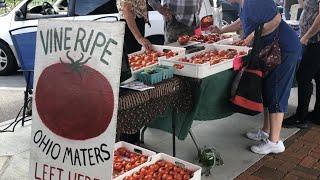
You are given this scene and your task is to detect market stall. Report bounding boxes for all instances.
[116,35,250,153]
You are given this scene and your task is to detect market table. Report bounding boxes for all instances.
[117,76,194,138]
[116,69,236,157]
[116,67,236,141]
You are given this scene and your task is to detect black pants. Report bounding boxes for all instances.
[120,17,145,83]
[119,17,145,144]
[296,42,320,120]
[123,17,145,54]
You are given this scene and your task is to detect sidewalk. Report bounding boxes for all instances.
[0,119,31,180]
[237,124,320,180]
[1,124,318,180]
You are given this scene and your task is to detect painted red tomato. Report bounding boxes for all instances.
[35,56,114,140]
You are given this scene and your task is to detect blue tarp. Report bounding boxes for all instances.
[11,31,36,89]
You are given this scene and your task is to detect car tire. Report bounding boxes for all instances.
[0,41,18,76]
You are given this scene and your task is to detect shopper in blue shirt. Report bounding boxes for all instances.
[212,0,301,155]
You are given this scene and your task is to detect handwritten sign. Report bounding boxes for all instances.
[29,19,125,180]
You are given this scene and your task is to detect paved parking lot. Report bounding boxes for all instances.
[0,73,25,123]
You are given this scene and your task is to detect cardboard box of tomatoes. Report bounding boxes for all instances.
[159,44,250,79]
[118,153,202,180]
[112,141,157,179]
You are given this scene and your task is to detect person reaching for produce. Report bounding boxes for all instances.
[212,0,301,155]
[148,0,204,44]
[117,0,153,144]
[117,0,153,53]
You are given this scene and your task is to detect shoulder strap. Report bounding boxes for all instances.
[250,24,264,58]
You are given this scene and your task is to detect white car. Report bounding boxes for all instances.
[0,0,215,75]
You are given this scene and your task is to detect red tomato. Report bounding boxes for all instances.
[113,162,123,171]
[125,163,133,171]
[162,174,173,180]
[183,174,191,179]
[117,147,127,155]
[174,173,183,180]
[178,36,189,45]
[132,172,142,179]
[145,167,154,175]
[36,61,114,140]
[144,175,153,180]
[156,160,166,167]
[140,156,148,163]
[140,167,148,175]
[158,167,167,174]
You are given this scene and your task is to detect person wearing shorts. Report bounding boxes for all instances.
[212,0,301,154]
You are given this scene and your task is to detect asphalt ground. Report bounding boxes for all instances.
[0,72,25,123]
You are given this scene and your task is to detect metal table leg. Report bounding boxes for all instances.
[172,108,176,157]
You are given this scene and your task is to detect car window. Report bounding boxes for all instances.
[26,0,68,19]
[73,0,113,16]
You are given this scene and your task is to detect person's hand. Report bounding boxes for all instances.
[138,37,153,51]
[300,35,309,45]
[209,26,223,34]
[160,6,173,22]
[243,33,254,46]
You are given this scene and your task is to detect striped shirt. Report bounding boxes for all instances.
[149,0,204,27]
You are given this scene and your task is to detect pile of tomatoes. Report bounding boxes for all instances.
[232,40,247,46]
[129,50,177,71]
[178,33,230,45]
[124,160,194,180]
[189,34,229,44]
[178,49,247,65]
[113,147,149,178]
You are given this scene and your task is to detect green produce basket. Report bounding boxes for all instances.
[137,68,163,85]
[158,65,174,80]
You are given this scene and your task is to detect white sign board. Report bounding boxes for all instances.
[29,19,125,180]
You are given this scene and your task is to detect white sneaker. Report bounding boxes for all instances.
[251,139,285,154]
[246,129,269,141]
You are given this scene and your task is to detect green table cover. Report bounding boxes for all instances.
[148,69,237,140]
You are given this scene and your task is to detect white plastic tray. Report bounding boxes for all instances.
[127,45,186,82]
[117,153,202,180]
[159,44,250,79]
[113,141,156,180]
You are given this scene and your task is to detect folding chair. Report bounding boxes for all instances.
[0,27,37,132]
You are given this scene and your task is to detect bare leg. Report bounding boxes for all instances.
[269,113,284,142]
[262,109,270,134]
